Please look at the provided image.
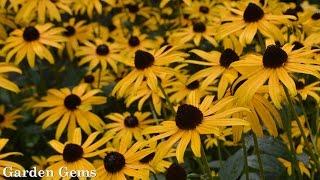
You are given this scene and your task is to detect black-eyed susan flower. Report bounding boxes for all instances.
[295,79,320,102]
[0,62,21,93]
[105,111,155,148]
[72,0,103,18]
[61,18,93,60]
[96,141,152,180]
[204,127,236,149]
[0,8,16,40]
[143,94,249,163]
[231,44,320,108]
[112,46,186,97]
[46,128,113,180]
[76,38,122,72]
[183,0,220,22]
[217,2,295,46]
[0,105,22,131]
[2,23,66,68]
[0,138,24,178]
[278,157,310,177]
[114,2,155,23]
[165,163,187,180]
[34,84,106,140]
[186,48,240,100]
[169,21,218,47]
[81,69,115,89]
[14,0,73,24]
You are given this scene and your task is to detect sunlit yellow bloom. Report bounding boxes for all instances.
[0,63,21,92]
[72,0,103,18]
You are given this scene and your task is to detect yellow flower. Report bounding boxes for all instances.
[143,94,249,163]
[183,0,220,22]
[31,156,50,170]
[34,84,106,140]
[96,141,152,180]
[47,128,113,180]
[0,63,21,93]
[0,105,22,131]
[2,23,66,67]
[231,44,320,108]
[105,111,155,149]
[80,69,115,89]
[0,138,24,179]
[278,157,310,177]
[217,2,295,46]
[72,0,103,18]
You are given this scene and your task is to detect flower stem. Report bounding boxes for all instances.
[199,144,213,180]
[149,101,160,125]
[241,133,249,180]
[217,140,223,168]
[252,133,265,180]
[257,31,265,53]
[283,86,320,171]
[298,96,319,157]
[158,82,176,115]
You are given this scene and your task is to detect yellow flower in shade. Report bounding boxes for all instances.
[114,2,155,23]
[112,46,186,97]
[143,94,249,163]
[145,142,175,173]
[0,8,16,40]
[124,82,164,115]
[105,111,155,148]
[46,128,113,180]
[96,141,152,180]
[231,44,320,109]
[31,156,50,170]
[183,0,220,22]
[277,157,310,177]
[34,84,107,140]
[217,2,295,46]
[0,63,21,93]
[295,79,320,102]
[72,0,103,18]
[1,23,66,68]
[186,48,240,100]
[0,105,22,131]
[291,116,309,139]
[61,18,93,60]
[169,21,218,47]
[0,138,24,179]
[14,0,72,24]
[204,127,236,149]
[81,69,115,89]
[76,38,122,72]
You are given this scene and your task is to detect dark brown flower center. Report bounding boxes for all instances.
[64,26,75,37]
[84,75,95,83]
[284,8,298,21]
[23,26,40,42]
[263,45,288,68]
[312,13,320,20]
[186,80,200,90]
[127,4,139,13]
[175,104,203,130]
[64,94,81,110]
[220,48,239,68]
[295,81,305,90]
[128,36,140,47]
[243,3,264,22]
[104,152,126,173]
[292,41,304,50]
[139,152,155,163]
[0,114,4,123]
[63,144,83,162]
[134,50,155,70]
[199,6,209,14]
[50,0,58,2]
[166,163,187,180]
[124,115,139,128]
[193,22,206,33]
[96,44,109,55]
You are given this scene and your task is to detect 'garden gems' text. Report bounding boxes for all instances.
[3,166,96,178]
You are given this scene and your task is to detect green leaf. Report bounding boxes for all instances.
[219,149,244,180]
[247,135,289,157]
[247,154,284,177]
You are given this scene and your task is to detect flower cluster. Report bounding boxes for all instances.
[0,0,319,179]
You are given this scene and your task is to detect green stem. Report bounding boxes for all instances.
[298,96,319,157]
[217,140,223,168]
[152,171,158,180]
[257,31,265,53]
[241,134,249,180]
[252,133,265,180]
[283,86,320,171]
[97,68,102,89]
[158,82,176,115]
[199,144,213,180]
[149,101,160,125]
